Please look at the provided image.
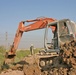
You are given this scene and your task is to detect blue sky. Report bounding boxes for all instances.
[0,0,76,49]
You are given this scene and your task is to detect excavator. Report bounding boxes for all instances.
[4,17,76,68]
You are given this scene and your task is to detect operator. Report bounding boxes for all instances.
[50,26,58,49]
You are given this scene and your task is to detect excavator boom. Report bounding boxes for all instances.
[19,18,56,32]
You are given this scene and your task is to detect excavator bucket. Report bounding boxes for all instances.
[4,51,16,64]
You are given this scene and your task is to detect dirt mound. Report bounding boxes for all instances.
[46,40,76,75]
[0,55,41,75]
[60,40,76,68]
[23,64,41,75]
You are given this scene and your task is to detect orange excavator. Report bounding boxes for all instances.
[4,17,76,67]
[4,17,56,64]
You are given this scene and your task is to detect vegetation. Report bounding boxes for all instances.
[0,46,40,66]
[15,48,40,62]
[0,46,6,66]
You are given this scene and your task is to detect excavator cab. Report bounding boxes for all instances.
[44,19,76,52]
[44,20,59,52]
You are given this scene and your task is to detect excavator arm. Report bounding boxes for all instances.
[4,17,56,64]
[19,18,56,32]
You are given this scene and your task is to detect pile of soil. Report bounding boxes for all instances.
[42,40,76,75]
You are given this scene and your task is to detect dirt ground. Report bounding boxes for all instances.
[0,40,76,75]
[0,70,24,75]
